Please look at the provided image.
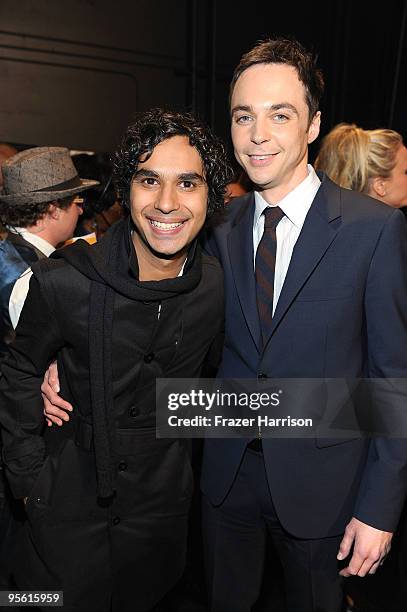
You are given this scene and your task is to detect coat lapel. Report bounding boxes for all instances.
[267,175,342,341]
[228,194,262,352]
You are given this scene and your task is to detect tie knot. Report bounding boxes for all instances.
[263,206,284,229]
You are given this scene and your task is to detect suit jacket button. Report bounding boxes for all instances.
[112,516,121,525]
[144,352,155,363]
[118,461,127,472]
[258,373,268,379]
[129,407,138,418]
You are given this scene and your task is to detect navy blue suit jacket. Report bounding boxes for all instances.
[201,173,407,538]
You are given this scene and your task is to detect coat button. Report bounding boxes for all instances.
[118,461,127,472]
[129,407,138,418]
[258,373,268,379]
[112,516,121,525]
[144,352,155,363]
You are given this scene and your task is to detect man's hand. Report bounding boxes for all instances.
[41,361,73,427]
[337,517,393,577]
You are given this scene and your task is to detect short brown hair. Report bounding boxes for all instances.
[230,37,324,123]
[0,196,75,228]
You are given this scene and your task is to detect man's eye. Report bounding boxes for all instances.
[143,178,158,185]
[235,115,252,124]
[180,181,195,189]
[274,114,289,122]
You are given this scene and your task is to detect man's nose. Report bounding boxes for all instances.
[154,185,180,213]
[251,117,271,145]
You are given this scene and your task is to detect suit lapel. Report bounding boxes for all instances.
[228,194,262,352]
[267,175,342,341]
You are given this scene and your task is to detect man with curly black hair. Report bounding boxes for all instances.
[0,109,232,611]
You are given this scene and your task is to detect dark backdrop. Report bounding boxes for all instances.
[203,0,407,161]
[0,0,406,157]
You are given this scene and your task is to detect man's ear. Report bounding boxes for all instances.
[308,111,321,145]
[370,177,387,199]
[47,202,60,220]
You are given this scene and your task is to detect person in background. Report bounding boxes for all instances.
[314,123,407,208]
[0,147,99,338]
[0,146,98,588]
[72,152,123,239]
[224,168,252,204]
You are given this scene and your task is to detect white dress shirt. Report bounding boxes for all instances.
[253,165,321,314]
[8,228,55,329]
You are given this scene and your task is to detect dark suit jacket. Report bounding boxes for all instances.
[0,233,46,360]
[201,173,407,538]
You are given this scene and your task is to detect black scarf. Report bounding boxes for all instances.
[55,217,202,497]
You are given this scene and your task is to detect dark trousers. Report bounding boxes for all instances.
[202,448,344,612]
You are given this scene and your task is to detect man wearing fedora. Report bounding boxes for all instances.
[0,146,98,589]
[0,146,99,357]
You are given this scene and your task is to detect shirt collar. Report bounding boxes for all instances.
[254,165,321,229]
[8,226,55,257]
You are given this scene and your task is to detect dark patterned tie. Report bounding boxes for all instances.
[255,206,285,344]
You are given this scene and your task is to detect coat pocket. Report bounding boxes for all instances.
[25,438,69,521]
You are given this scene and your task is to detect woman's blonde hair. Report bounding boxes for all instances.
[314,123,402,193]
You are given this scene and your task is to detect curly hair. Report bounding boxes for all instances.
[0,196,74,228]
[230,37,324,125]
[113,108,233,219]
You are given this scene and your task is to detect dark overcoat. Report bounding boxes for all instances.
[0,219,224,611]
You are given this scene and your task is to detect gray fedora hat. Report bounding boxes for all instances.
[0,146,100,206]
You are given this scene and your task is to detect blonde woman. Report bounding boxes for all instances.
[315,123,407,208]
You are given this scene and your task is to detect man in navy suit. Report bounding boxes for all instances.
[200,38,407,611]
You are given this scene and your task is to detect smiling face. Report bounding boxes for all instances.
[129,135,208,275]
[231,63,320,203]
